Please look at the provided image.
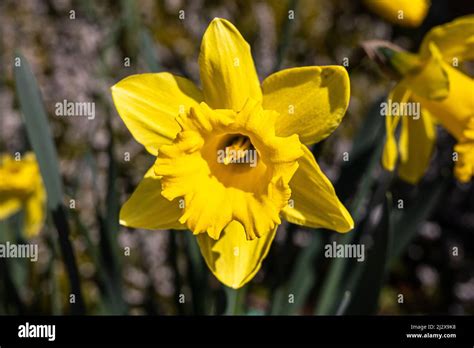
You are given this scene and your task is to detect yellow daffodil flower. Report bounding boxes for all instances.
[111,18,353,288]
[364,0,430,27]
[378,15,474,183]
[0,153,46,237]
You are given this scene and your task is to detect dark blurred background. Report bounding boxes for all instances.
[0,0,473,315]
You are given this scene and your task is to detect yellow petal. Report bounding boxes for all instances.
[196,220,276,289]
[0,197,21,220]
[281,146,353,232]
[199,18,262,111]
[420,15,474,63]
[120,166,186,230]
[453,141,474,183]
[24,181,46,237]
[409,62,474,183]
[262,66,350,145]
[398,109,436,184]
[382,84,411,171]
[0,152,46,236]
[411,63,474,140]
[382,115,400,170]
[111,73,203,155]
[402,43,449,100]
[363,0,430,27]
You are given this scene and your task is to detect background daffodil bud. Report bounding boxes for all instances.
[361,40,422,80]
[364,0,431,27]
[0,153,46,237]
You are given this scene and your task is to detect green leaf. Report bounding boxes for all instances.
[80,139,126,314]
[343,195,392,315]
[0,217,27,314]
[13,53,63,210]
[140,30,161,72]
[314,231,355,315]
[185,232,210,314]
[120,0,141,55]
[169,231,186,314]
[44,229,63,315]
[335,290,351,315]
[14,53,85,314]
[335,96,385,208]
[6,214,29,296]
[270,232,324,315]
[315,97,386,315]
[389,176,448,264]
[349,96,386,160]
[101,122,125,305]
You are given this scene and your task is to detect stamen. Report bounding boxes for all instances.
[222,135,253,165]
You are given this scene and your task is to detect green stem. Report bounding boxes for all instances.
[225,287,246,315]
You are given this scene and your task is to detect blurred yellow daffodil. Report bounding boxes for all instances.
[364,0,430,27]
[111,18,353,288]
[375,15,474,183]
[0,153,46,237]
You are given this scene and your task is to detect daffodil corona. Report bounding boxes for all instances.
[112,18,353,288]
[0,153,46,237]
[377,16,474,183]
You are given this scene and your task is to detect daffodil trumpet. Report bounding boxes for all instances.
[112,18,354,288]
[363,15,474,184]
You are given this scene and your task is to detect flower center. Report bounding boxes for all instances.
[199,131,268,193]
[155,99,303,240]
[221,134,255,165]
